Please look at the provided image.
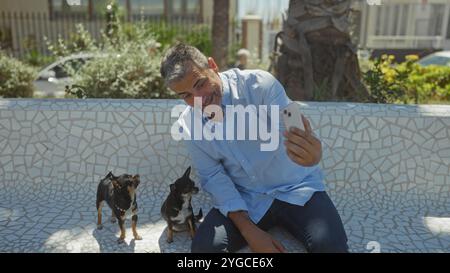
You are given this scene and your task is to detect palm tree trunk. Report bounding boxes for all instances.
[274,0,368,102]
[212,0,230,70]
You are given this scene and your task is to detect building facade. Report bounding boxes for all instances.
[355,0,450,58]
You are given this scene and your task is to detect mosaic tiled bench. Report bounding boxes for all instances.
[0,99,449,253]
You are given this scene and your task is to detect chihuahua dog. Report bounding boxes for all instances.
[96,171,142,244]
[161,167,203,243]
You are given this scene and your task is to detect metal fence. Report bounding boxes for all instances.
[0,11,208,58]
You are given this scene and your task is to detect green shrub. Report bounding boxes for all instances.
[45,23,97,58]
[406,63,450,103]
[0,51,37,98]
[125,20,212,56]
[363,55,408,103]
[45,0,210,99]
[46,21,172,99]
[362,54,450,104]
[22,49,56,68]
[57,21,176,98]
[71,42,174,99]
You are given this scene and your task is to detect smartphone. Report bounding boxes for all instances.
[282,102,305,131]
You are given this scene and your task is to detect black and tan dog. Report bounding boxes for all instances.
[161,167,203,243]
[96,172,142,244]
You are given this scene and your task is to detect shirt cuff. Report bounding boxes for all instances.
[216,198,249,218]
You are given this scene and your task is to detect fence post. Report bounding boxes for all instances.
[44,12,53,54]
[12,12,20,58]
[36,12,44,56]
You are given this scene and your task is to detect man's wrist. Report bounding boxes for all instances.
[228,210,257,237]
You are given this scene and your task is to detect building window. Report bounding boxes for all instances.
[428,4,445,36]
[49,0,127,19]
[130,0,165,16]
[447,6,450,39]
[92,0,128,17]
[399,4,409,35]
[171,0,200,19]
[391,5,399,36]
[49,0,201,21]
[374,6,381,36]
[172,0,184,15]
[50,0,90,18]
[186,0,200,14]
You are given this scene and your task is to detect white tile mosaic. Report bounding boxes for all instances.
[0,99,449,253]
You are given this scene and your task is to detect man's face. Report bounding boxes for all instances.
[169,58,223,112]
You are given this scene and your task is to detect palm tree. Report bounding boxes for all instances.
[212,0,230,70]
[273,0,368,101]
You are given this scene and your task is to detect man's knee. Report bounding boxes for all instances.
[307,221,349,253]
[190,227,226,253]
[308,229,348,253]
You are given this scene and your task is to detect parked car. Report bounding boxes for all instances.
[33,53,103,98]
[417,51,450,67]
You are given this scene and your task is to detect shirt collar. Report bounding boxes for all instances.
[219,72,231,107]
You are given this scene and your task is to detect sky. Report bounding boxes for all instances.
[238,0,290,22]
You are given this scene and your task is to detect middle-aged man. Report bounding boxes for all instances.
[160,43,348,253]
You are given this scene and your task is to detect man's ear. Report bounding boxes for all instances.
[169,183,176,192]
[208,57,219,73]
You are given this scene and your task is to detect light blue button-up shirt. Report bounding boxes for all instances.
[177,68,325,223]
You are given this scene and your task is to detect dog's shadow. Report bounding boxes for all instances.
[92,220,137,253]
[157,226,195,253]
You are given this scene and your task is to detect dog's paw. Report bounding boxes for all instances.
[134,235,143,240]
[166,238,173,244]
[97,224,103,230]
[117,238,125,244]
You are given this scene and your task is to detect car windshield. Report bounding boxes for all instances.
[418,55,450,67]
[50,58,90,78]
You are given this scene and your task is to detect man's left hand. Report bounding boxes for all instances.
[283,115,322,167]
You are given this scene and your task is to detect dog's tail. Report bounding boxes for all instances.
[194,209,203,222]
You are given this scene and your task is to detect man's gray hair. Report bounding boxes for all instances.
[160,44,209,86]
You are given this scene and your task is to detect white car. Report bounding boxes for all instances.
[417,51,450,67]
[33,53,102,98]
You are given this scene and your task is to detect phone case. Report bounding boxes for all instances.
[282,102,305,131]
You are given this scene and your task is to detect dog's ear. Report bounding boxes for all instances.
[169,183,176,192]
[106,171,114,178]
[183,166,191,178]
[132,175,140,187]
[112,179,121,189]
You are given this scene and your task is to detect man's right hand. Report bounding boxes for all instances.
[242,224,287,253]
[228,210,286,253]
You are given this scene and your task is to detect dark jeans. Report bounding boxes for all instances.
[191,191,348,253]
